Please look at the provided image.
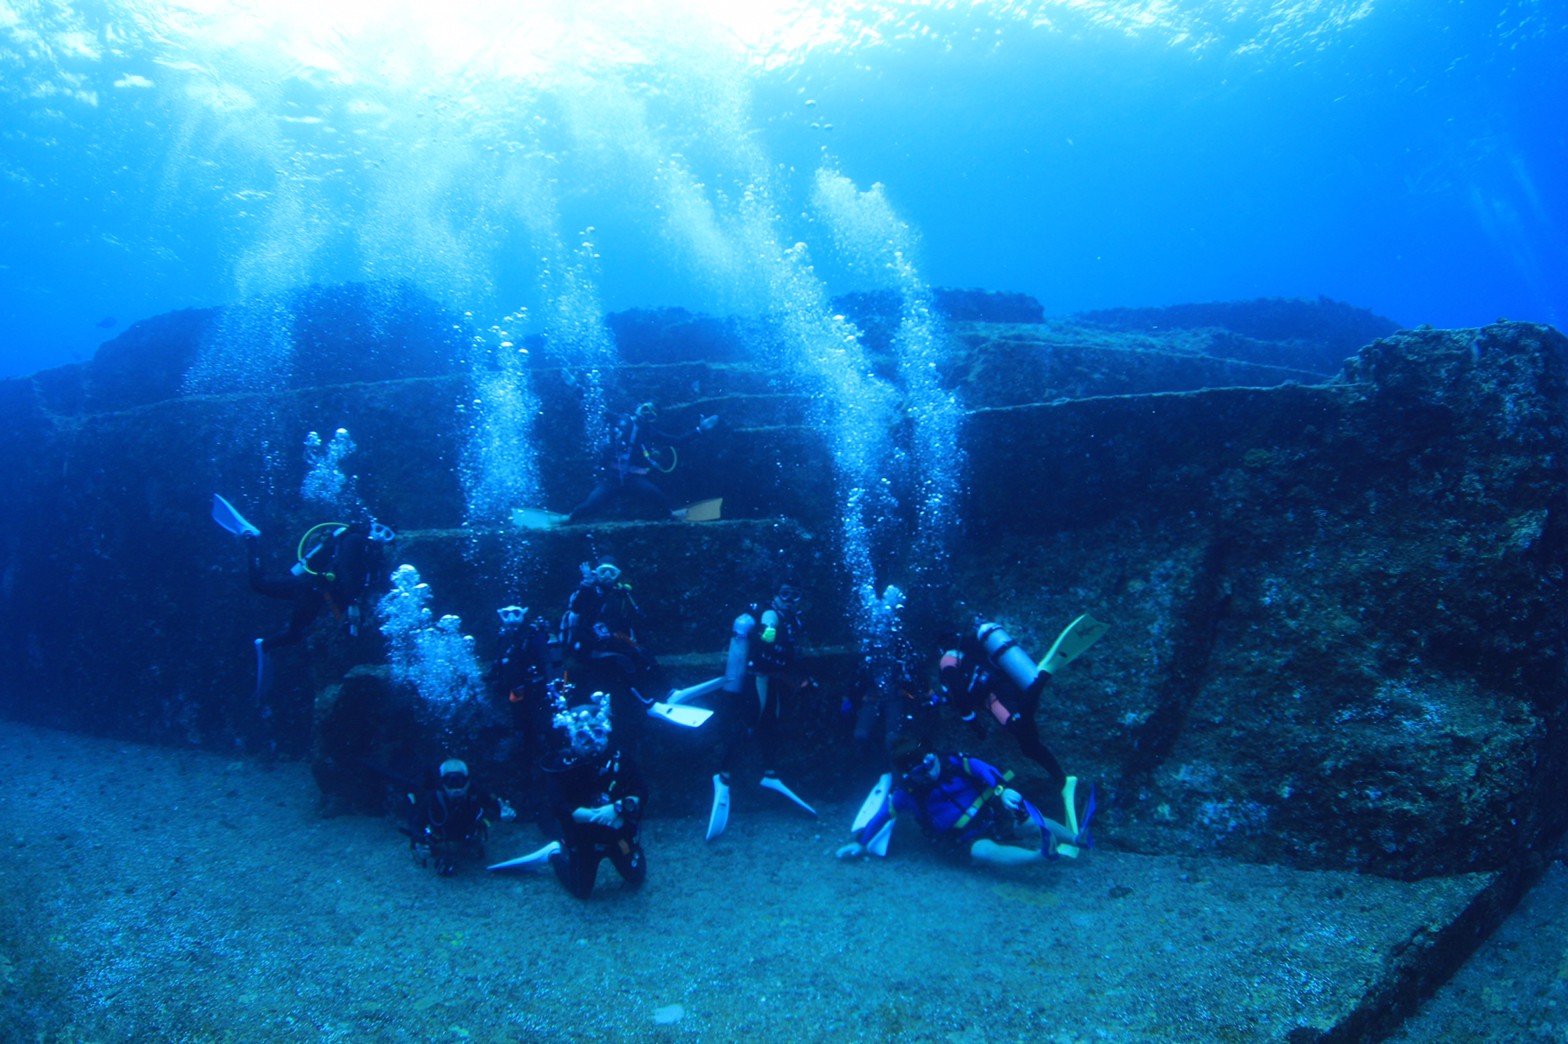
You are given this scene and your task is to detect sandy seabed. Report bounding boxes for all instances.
[2,719,1564,1043]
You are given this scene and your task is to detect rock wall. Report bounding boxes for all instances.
[1,285,1562,882]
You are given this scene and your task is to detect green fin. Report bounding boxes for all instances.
[1056,775,1086,858]
[1039,614,1111,674]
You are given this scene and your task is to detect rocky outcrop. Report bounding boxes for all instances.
[0,286,1562,892]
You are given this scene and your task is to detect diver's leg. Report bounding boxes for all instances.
[621,473,677,519]
[756,676,781,774]
[1009,706,1068,790]
[567,480,619,523]
[260,590,324,653]
[552,839,602,899]
[608,836,646,891]
[969,839,1045,867]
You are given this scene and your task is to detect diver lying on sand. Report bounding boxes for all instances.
[837,740,1094,868]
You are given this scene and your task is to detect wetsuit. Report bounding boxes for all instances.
[543,746,648,899]
[717,601,803,777]
[568,411,705,522]
[847,664,928,766]
[409,782,497,875]
[940,636,1067,790]
[560,577,659,745]
[247,525,384,651]
[487,614,559,780]
[856,753,1052,854]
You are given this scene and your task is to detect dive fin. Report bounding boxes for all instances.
[760,774,817,817]
[647,702,714,728]
[706,774,731,841]
[866,818,895,857]
[1039,614,1111,674]
[488,840,562,872]
[511,507,567,531]
[851,773,892,833]
[254,638,273,702]
[1059,771,1085,852]
[680,498,723,522]
[665,677,725,707]
[212,494,260,538]
[1057,778,1097,859]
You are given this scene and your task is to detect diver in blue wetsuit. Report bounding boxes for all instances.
[837,743,1092,867]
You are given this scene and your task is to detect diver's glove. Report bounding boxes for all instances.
[836,841,866,860]
[698,414,719,432]
[1001,788,1028,821]
[573,804,623,828]
[497,798,518,822]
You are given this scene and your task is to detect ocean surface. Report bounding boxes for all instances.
[1,0,1564,378]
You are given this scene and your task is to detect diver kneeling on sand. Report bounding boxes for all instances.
[408,758,512,876]
[836,739,1094,868]
[488,683,648,899]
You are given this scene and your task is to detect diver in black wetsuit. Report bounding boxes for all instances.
[704,585,818,841]
[488,683,648,899]
[408,758,511,876]
[245,520,396,653]
[558,554,662,749]
[567,401,718,523]
[487,603,560,784]
[937,622,1069,791]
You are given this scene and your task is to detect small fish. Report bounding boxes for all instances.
[94,316,118,329]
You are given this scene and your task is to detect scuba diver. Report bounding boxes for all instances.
[934,613,1109,823]
[841,657,940,836]
[701,584,818,841]
[486,603,561,787]
[408,758,513,877]
[567,401,719,524]
[488,684,648,899]
[559,551,661,746]
[211,494,396,695]
[836,741,1094,868]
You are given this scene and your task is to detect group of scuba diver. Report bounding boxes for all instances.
[210,399,1107,898]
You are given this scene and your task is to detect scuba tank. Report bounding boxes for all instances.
[723,612,756,694]
[975,620,1048,699]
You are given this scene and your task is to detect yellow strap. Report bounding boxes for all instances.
[952,761,1014,829]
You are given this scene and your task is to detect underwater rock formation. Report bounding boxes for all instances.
[0,284,1562,891]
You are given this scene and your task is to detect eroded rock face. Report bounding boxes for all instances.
[958,320,1568,877]
[0,286,1561,879]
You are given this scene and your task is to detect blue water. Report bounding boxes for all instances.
[1,0,1563,379]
